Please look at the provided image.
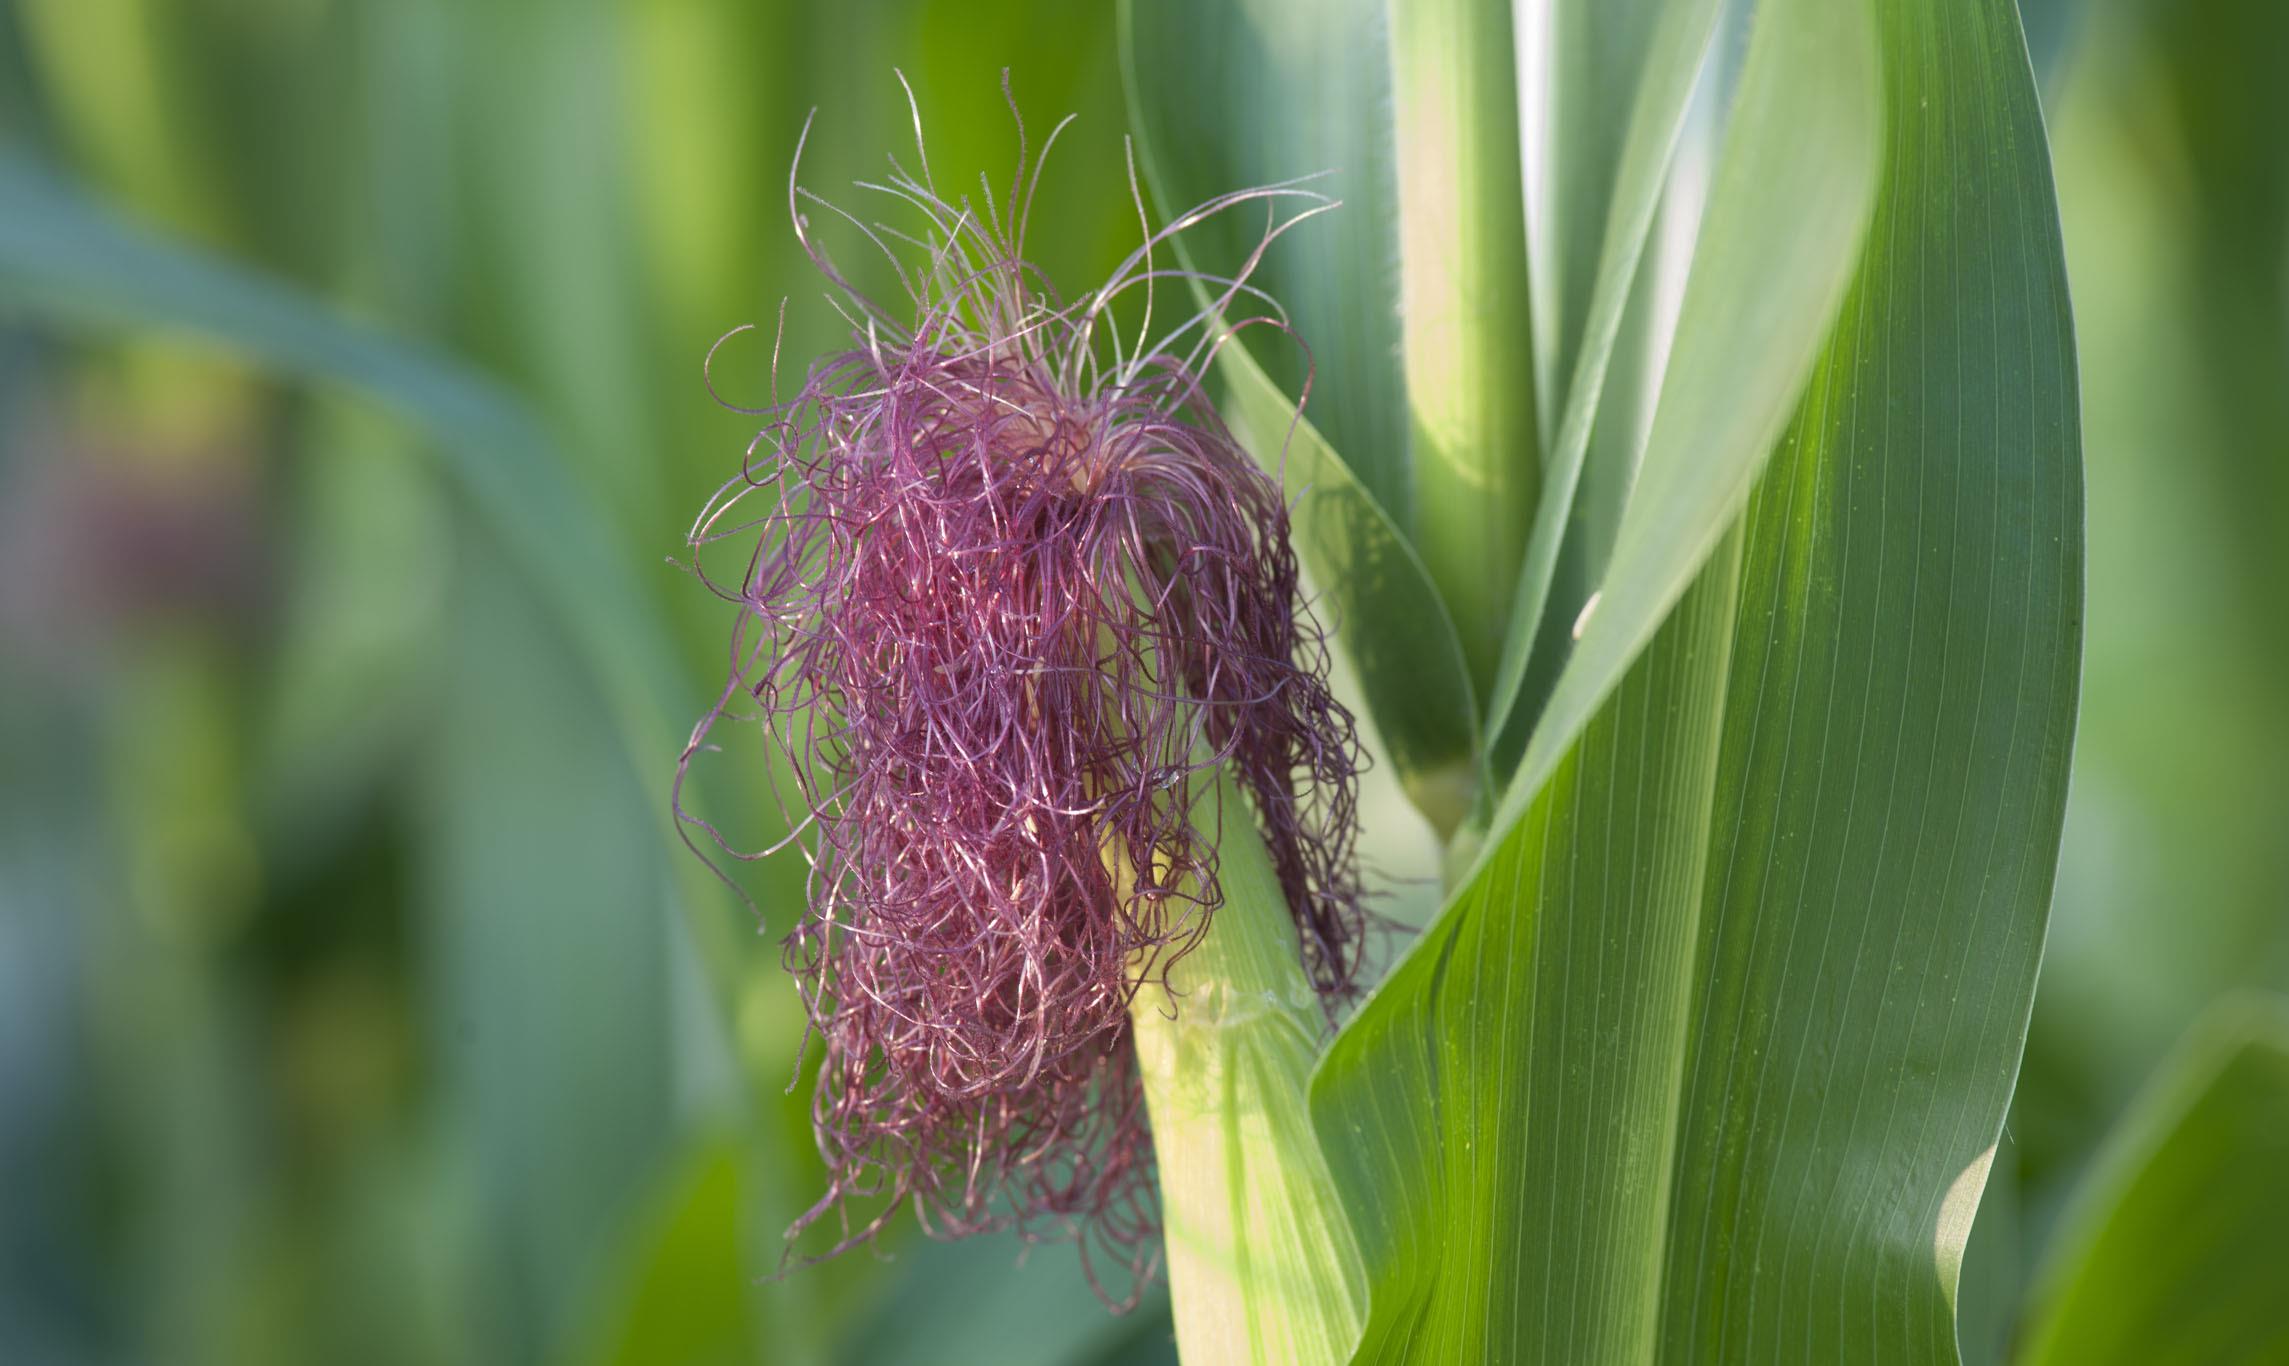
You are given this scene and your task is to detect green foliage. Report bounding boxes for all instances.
[1122,0,1487,837]
[0,3,1171,1363]
[582,1137,753,1366]
[11,0,2289,1363]
[1385,0,1541,695]
[2018,999,2289,1366]
[1133,0,2085,1362]
[1483,0,1721,768]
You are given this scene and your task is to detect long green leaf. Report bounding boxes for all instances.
[1311,0,1881,1341]
[1488,0,1882,842]
[1387,0,1539,694]
[2016,998,2289,1366]
[0,160,743,964]
[1313,0,2083,1359]
[1117,0,1407,518]
[1121,0,1485,837]
[423,545,678,1363]
[1219,349,1484,838]
[1483,0,1724,765]
[0,155,870,1354]
[1318,538,1748,1362]
[0,161,682,786]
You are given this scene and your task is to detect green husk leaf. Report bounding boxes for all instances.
[1128,769,1367,1366]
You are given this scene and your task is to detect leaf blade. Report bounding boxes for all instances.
[1483,0,1725,763]
[1217,348,1484,838]
[1491,0,1883,840]
[1118,0,1408,518]
[1121,0,1486,834]
[1314,535,1747,1362]
[1312,0,2082,1361]
[1388,0,1541,693]
[2016,998,2289,1366]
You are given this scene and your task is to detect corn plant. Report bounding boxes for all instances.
[1107,2,2087,1363]
[12,1,2289,1364]
[670,0,2078,1357]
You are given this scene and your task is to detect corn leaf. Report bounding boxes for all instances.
[1121,0,1485,836]
[1385,0,1540,695]
[1482,0,1724,768]
[1217,350,1485,837]
[0,159,758,979]
[2016,998,2289,1366]
[1312,0,2081,1362]
[1117,0,1408,520]
[0,160,683,786]
[423,545,679,1363]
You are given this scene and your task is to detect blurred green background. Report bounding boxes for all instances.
[0,1,2280,1363]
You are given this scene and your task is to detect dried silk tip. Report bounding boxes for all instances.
[674,76,1363,1310]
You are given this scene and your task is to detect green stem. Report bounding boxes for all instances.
[1390,0,1541,700]
[1126,768,1366,1365]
